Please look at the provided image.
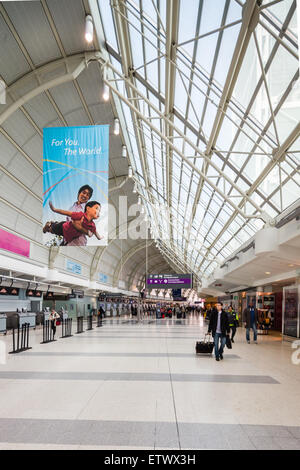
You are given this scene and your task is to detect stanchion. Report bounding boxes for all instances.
[61,318,73,338]
[41,320,56,344]
[96,315,103,327]
[86,314,93,331]
[76,316,84,334]
[9,323,32,354]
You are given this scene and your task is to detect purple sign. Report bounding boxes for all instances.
[0,228,30,258]
[147,274,192,289]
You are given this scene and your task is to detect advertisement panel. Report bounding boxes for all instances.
[0,228,30,258]
[43,125,109,246]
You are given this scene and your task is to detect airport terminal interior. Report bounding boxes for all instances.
[0,0,300,451]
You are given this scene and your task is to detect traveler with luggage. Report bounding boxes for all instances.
[98,306,105,319]
[49,308,60,339]
[182,306,186,319]
[227,305,239,343]
[175,304,181,319]
[208,302,230,361]
[243,303,258,344]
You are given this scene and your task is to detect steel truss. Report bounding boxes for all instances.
[89,0,300,281]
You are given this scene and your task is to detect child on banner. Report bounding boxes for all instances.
[43,200,103,245]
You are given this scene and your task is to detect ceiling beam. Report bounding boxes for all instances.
[165,0,180,241]
[189,0,260,241]
[113,240,154,286]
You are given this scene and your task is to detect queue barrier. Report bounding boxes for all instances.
[86,314,93,331]
[76,316,84,334]
[9,323,31,354]
[41,319,56,344]
[61,318,73,338]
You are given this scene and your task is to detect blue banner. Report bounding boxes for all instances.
[43,126,109,246]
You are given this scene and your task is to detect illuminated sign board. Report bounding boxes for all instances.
[147,274,193,289]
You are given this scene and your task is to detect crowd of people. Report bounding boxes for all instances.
[205,301,259,361]
[49,300,259,363]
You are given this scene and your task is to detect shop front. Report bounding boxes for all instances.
[282,285,300,338]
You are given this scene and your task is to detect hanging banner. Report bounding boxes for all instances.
[43,125,109,246]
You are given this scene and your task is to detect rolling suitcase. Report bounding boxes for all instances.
[195,333,214,354]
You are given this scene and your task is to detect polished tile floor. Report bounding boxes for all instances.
[0,315,299,450]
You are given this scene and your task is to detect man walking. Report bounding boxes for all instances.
[227,305,239,343]
[208,302,230,361]
[243,302,258,344]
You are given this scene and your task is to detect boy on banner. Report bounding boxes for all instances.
[43,200,103,245]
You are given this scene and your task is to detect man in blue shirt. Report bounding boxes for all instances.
[243,303,258,344]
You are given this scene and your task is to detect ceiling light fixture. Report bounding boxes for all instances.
[103,83,110,101]
[128,165,133,178]
[265,272,271,275]
[122,145,127,158]
[113,118,120,135]
[85,15,94,43]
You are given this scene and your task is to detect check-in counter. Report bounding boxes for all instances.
[17,312,36,329]
[0,314,7,334]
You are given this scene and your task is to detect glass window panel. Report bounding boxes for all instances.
[263,0,293,23]
[213,23,241,86]
[201,100,218,137]
[99,0,119,52]
[178,0,200,55]
[194,32,219,78]
[226,0,242,23]
[282,180,300,208]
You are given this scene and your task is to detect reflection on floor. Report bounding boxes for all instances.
[0,315,299,450]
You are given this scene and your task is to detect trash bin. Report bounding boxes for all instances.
[6,313,18,330]
[35,312,44,326]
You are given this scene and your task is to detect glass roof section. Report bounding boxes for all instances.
[98,0,300,284]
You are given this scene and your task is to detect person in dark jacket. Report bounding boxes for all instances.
[208,302,230,361]
[243,303,258,344]
[227,305,239,343]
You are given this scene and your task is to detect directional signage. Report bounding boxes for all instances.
[147,274,193,289]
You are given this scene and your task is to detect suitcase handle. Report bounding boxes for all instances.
[204,333,212,342]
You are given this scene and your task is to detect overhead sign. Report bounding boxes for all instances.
[72,289,84,296]
[147,274,193,289]
[172,289,182,298]
[99,273,108,283]
[43,125,109,246]
[26,289,42,298]
[0,287,19,296]
[44,292,54,300]
[0,287,10,295]
[9,288,19,296]
[66,260,82,275]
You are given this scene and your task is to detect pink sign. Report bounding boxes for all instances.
[0,228,30,258]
